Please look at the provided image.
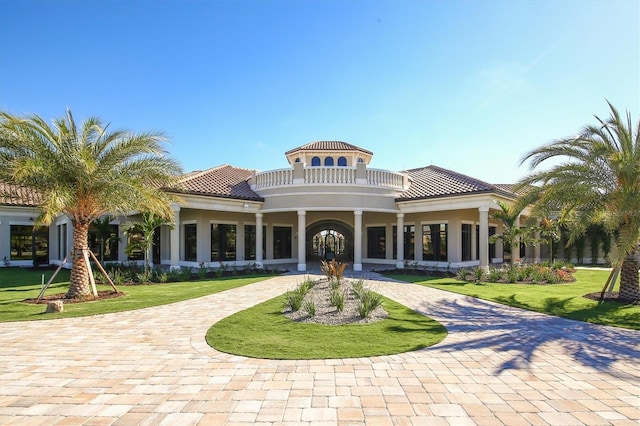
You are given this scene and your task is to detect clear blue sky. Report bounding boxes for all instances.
[1,0,638,184]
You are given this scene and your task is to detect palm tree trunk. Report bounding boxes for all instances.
[66,220,92,299]
[619,248,639,302]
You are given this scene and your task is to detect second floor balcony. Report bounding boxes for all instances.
[251,163,410,193]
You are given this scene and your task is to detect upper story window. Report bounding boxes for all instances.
[357,158,364,163]
[294,158,301,163]
[324,157,334,166]
[337,156,347,166]
[311,156,321,166]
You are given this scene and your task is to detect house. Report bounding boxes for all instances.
[1,141,555,271]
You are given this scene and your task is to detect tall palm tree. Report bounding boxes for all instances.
[124,212,174,273]
[0,109,182,299]
[519,102,639,301]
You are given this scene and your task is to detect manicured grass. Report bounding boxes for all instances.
[388,269,639,330]
[0,267,271,322]
[206,295,447,359]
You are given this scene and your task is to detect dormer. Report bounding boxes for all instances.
[284,141,374,167]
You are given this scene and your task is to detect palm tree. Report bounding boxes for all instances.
[539,216,561,263]
[124,212,174,273]
[519,102,639,301]
[489,200,536,264]
[0,109,182,299]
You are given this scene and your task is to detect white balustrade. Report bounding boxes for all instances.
[254,166,405,190]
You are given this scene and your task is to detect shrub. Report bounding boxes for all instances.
[109,268,126,286]
[507,266,519,283]
[557,269,574,282]
[472,267,485,283]
[198,262,209,279]
[544,269,560,284]
[356,289,383,319]
[330,279,341,291]
[529,266,545,283]
[330,288,346,312]
[283,280,314,312]
[299,278,314,295]
[283,290,304,312]
[167,268,180,282]
[93,271,106,284]
[456,268,469,281]
[487,267,504,283]
[136,269,153,284]
[351,280,365,300]
[303,299,316,316]
[522,265,536,281]
[158,272,169,283]
[178,267,192,281]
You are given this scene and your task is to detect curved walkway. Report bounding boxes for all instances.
[1,274,638,426]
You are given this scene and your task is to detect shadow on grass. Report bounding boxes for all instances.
[409,294,640,379]
[492,294,640,329]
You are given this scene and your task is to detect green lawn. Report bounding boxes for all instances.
[388,269,639,330]
[0,267,271,322]
[206,294,447,359]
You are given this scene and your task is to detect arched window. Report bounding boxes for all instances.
[311,156,321,166]
[294,158,301,163]
[324,157,334,166]
[337,156,347,166]
[357,157,364,163]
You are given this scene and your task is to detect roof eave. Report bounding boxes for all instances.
[395,188,519,203]
[167,189,265,203]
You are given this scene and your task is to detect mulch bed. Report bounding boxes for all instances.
[583,292,639,305]
[24,290,125,304]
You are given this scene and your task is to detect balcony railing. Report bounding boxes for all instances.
[252,166,408,191]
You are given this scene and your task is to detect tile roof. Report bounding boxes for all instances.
[396,165,518,201]
[175,165,263,201]
[285,141,373,155]
[494,183,534,196]
[0,181,42,207]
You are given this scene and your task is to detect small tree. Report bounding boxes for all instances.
[124,212,174,273]
[489,200,536,264]
[539,217,561,263]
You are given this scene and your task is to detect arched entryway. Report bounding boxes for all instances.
[306,220,354,263]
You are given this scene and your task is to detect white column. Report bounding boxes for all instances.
[396,213,404,269]
[353,210,363,271]
[170,206,180,270]
[117,217,127,263]
[255,213,263,268]
[479,206,489,270]
[297,210,306,272]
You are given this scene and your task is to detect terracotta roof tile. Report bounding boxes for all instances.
[0,181,42,207]
[494,183,532,196]
[176,165,263,201]
[396,165,517,201]
[285,141,373,155]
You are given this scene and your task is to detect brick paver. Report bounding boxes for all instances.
[1,272,638,425]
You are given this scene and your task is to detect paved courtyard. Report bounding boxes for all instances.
[1,273,638,425]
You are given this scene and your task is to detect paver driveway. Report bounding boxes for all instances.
[1,273,638,425]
